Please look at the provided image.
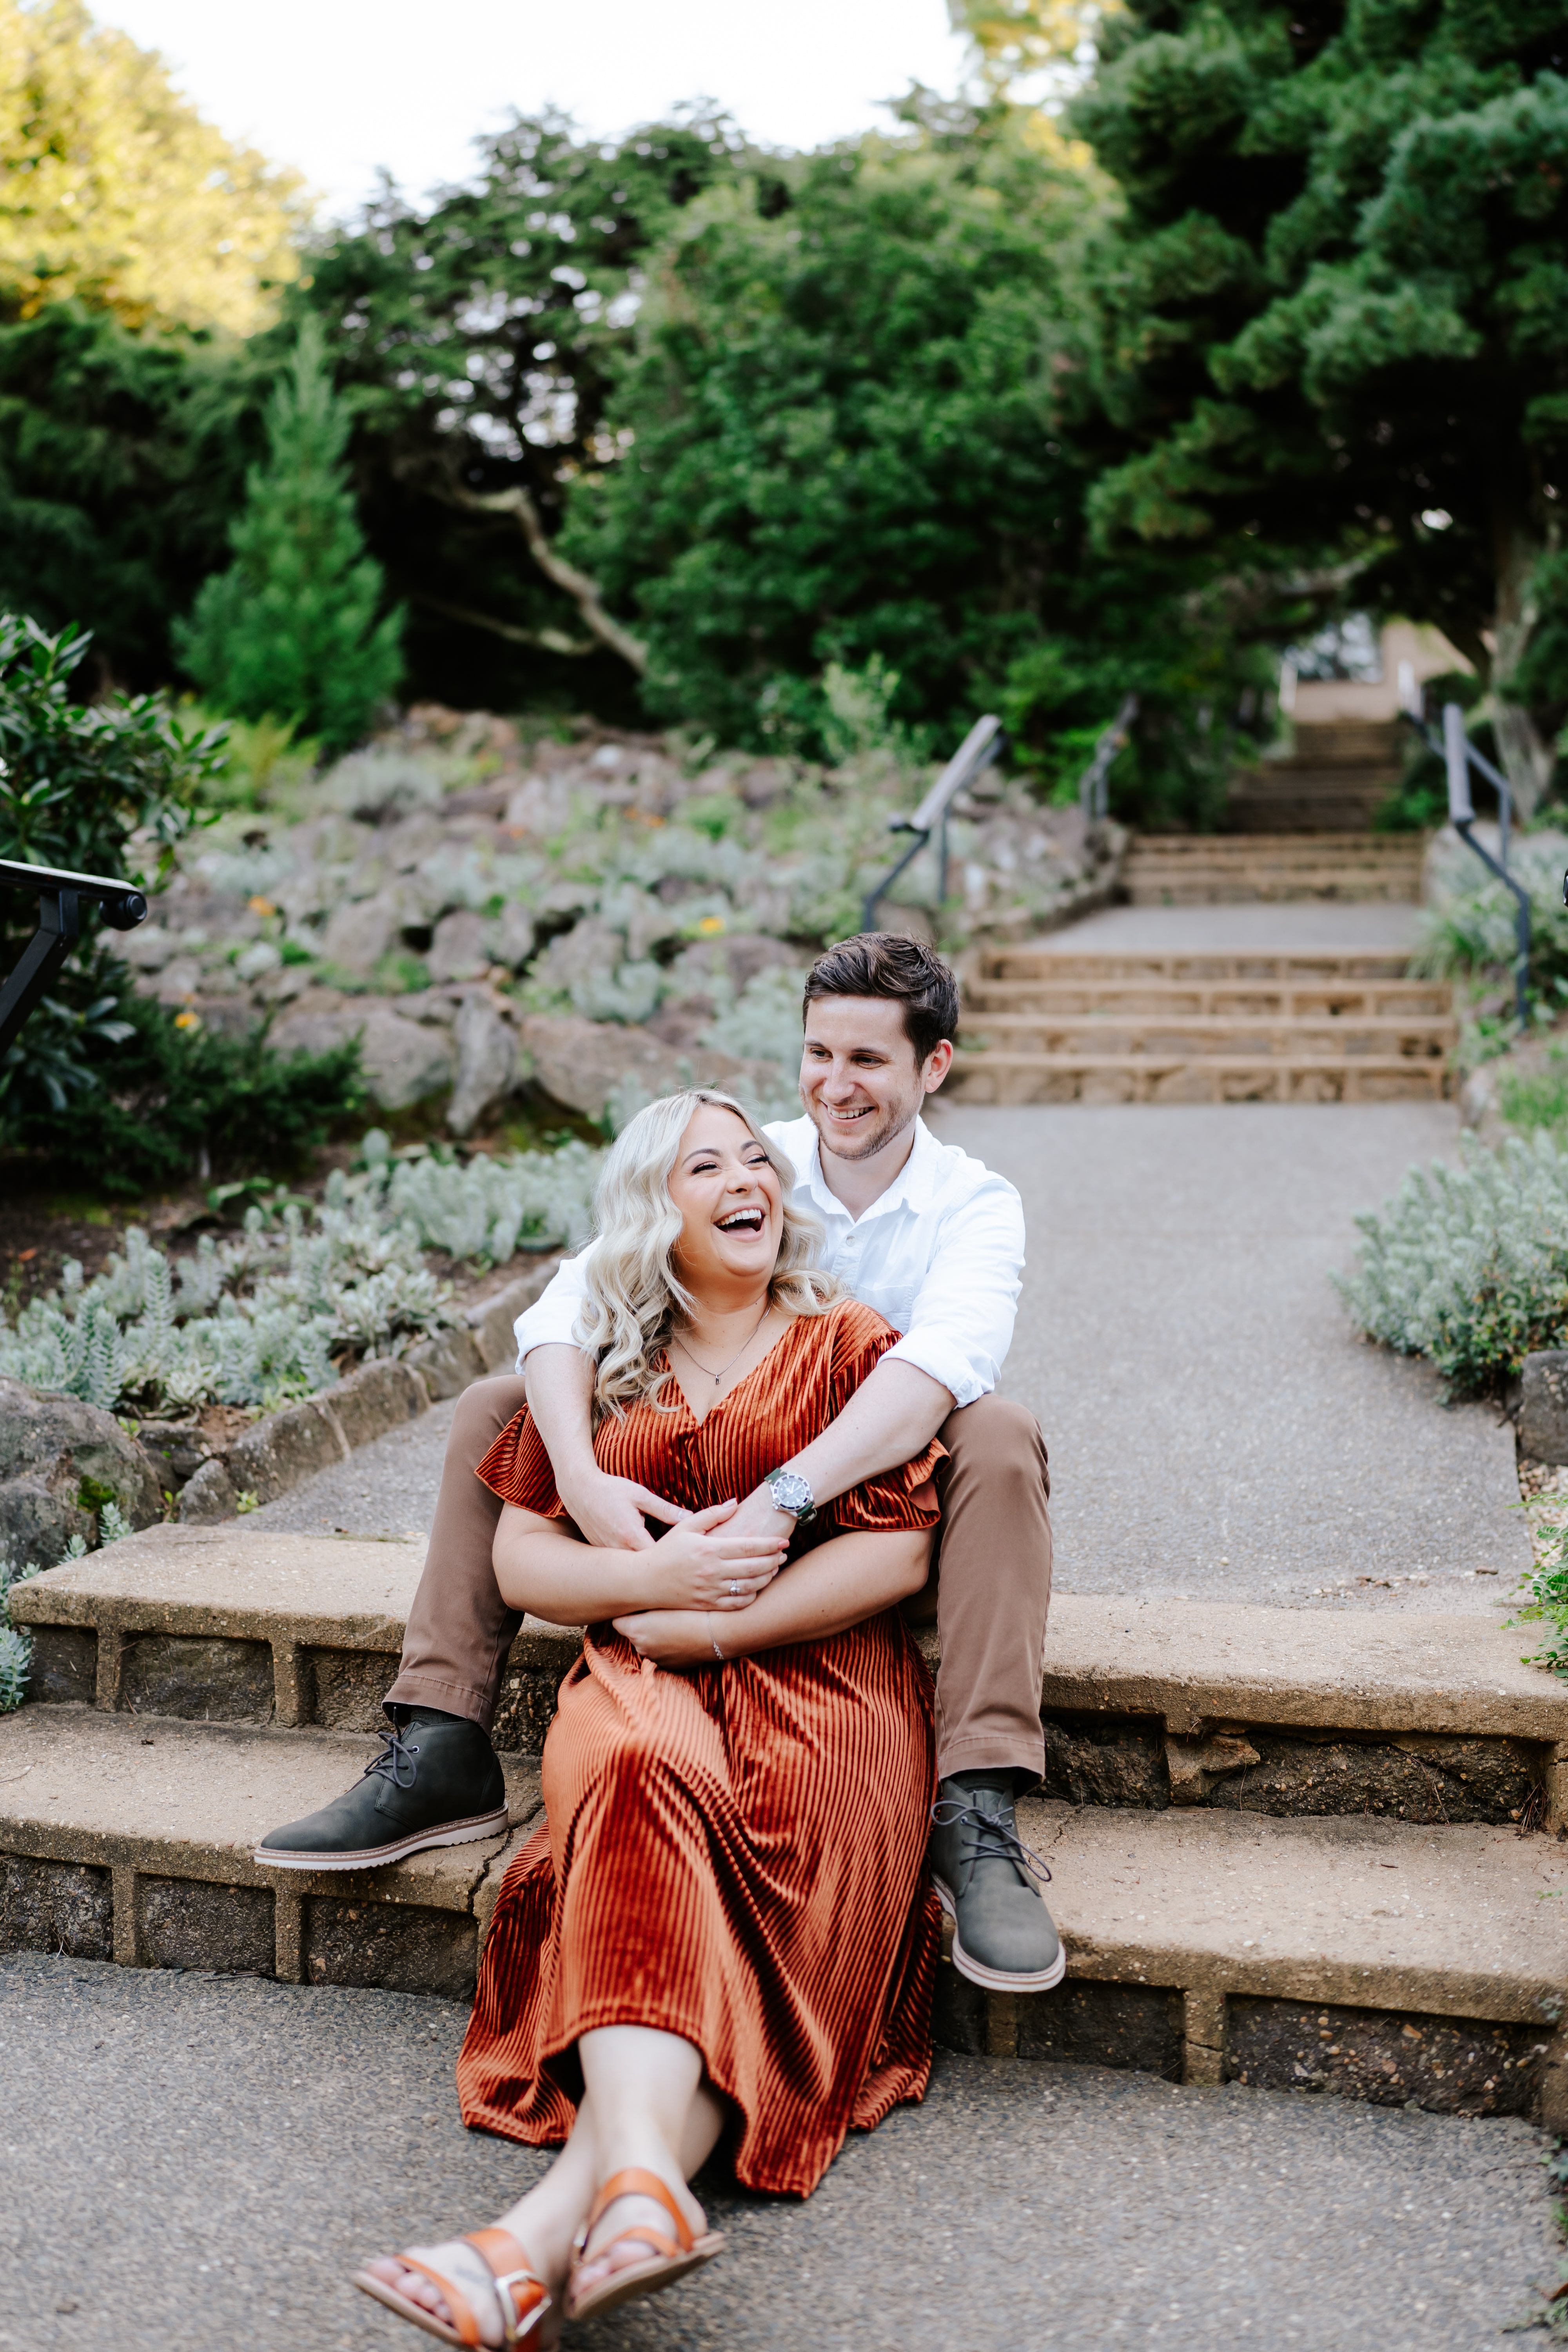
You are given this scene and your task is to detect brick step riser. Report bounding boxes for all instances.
[946,1060,1451,1103]
[1124,886,1420,907]
[958,1023,1453,1058]
[22,1635,1551,1835]
[965,989,1451,1019]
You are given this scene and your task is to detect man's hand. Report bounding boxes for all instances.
[555,1466,689,1552]
[612,1608,714,1666]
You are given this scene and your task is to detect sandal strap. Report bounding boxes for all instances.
[465,2230,551,2346]
[582,2167,694,2256]
[397,2254,483,2350]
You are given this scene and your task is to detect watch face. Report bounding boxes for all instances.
[769,1472,811,1513]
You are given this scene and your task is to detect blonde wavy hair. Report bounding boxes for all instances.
[576,1089,840,1416]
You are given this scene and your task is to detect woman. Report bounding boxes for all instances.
[356,1089,942,2348]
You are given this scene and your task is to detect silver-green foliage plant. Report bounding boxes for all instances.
[0,1133,605,1418]
[1334,1132,1568,1396]
[1414,832,1568,987]
[0,1550,40,1712]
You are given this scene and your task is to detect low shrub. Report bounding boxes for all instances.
[0,1549,39,1712]
[1414,833,1568,995]
[0,1131,604,1416]
[1334,1132,1568,1397]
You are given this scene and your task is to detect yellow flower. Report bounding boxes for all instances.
[174,1009,200,1031]
[698,914,727,935]
[248,895,276,918]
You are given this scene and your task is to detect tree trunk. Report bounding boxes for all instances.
[1490,504,1557,820]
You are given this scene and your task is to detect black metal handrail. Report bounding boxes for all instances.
[1079,693,1139,822]
[0,856,149,1057]
[862,715,1004,933]
[1399,704,1531,1026]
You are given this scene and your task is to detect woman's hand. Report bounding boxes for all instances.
[644,1499,787,1611]
[612,1609,716,1666]
[557,1465,690,1552]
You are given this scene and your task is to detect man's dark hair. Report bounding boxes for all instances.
[802,933,960,1065]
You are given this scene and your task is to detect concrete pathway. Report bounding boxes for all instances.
[1035,902,1425,952]
[0,1953,1554,2352]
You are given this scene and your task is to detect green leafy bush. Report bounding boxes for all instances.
[0,1550,40,1713]
[6,994,369,1194]
[1414,833,1568,998]
[1498,1056,1568,1137]
[1334,1134,1568,1397]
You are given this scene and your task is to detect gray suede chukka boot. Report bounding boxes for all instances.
[929,1773,1065,1991]
[254,1708,508,1871]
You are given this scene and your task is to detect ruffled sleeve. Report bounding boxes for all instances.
[820,1302,945,1535]
[475,1408,569,1519]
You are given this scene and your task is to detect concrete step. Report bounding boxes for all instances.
[12,1533,1563,1822]
[1126,833,1419,864]
[946,1052,1451,1103]
[0,1704,540,1999]
[946,1797,1568,2121]
[964,979,1452,1019]
[977,951,1415,983]
[1284,721,1405,766]
[956,1014,1455,1062]
[1123,835,1423,907]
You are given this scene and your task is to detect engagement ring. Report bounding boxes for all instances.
[729,1581,739,1596]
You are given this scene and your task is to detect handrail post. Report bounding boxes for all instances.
[862,715,1004,934]
[1404,703,1531,1028]
[0,856,149,1058]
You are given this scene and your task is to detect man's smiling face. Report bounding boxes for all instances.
[797,994,952,1164]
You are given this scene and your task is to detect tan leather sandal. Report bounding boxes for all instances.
[352,2226,550,2347]
[565,2165,725,2323]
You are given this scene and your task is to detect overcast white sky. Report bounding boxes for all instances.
[102,0,976,220]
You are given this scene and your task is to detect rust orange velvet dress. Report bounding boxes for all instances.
[456,1298,942,2198]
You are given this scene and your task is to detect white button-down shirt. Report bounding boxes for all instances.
[512,1112,1024,1408]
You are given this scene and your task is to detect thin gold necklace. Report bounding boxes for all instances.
[671,1301,773,1387]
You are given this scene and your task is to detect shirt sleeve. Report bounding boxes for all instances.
[474,1408,569,1518]
[823,1305,944,1534]
[511,1245,596,1369]
[881,1168,1024,1408]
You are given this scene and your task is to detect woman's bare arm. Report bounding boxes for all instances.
[492,1498,788,1624]
[613,1524,934,1666]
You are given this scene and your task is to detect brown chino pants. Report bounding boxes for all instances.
[386,1379,1053,1784]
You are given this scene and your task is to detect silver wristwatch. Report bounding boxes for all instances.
[763,1468,817,1525]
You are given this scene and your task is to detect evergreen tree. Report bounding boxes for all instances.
[1048,0,1568,811]
[176,320,403,751]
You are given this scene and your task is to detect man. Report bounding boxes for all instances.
[258,934,1059,1992]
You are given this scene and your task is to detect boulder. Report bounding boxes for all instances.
[0,1379,164,1564]
[271,1000,456,1110]
[449,993,521,1135]
[428,909,494,984]
[326,1359,429,1451]
[319,895,401,973]
[517,1012,775,1122]
[1521,1352,1568,1464]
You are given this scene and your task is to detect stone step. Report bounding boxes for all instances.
[0,1704,540,2000]
[956,1014,1455,1062]
[976,951,1415,982]
[1125,833,1419,864]
[2,1703,1563,2122]
[945,1052,1451,1103]
[964,980,1451,1019]
[12,1534,1562,1825]
[1122,835,1424,907]
[946,1797,1568,2121]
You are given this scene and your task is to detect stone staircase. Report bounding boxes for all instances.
[949,949,1457,1104]
[4,1524,1566,2123]
[1123,832,1425,906]
[1227,720,1405,834]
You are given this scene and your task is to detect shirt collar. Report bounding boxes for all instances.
[796,1113,938,1225]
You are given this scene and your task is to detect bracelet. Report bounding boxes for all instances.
[707,1613,725,1662]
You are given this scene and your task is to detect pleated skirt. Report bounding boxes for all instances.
[457,1615,938,2197]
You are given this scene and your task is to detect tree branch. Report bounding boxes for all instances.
[444,483,649,674]
[412,591,596,658]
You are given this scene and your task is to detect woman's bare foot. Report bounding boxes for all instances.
[361,2230,564,2348]
[568,2169,713,2312]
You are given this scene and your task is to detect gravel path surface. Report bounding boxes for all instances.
[247,1398,462,1539]
[930,1098,1528,1613]
[0,1953,1553,2352]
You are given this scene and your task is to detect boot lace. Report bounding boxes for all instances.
[361,1720,420,1794]
[930,1797,1053,1898]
